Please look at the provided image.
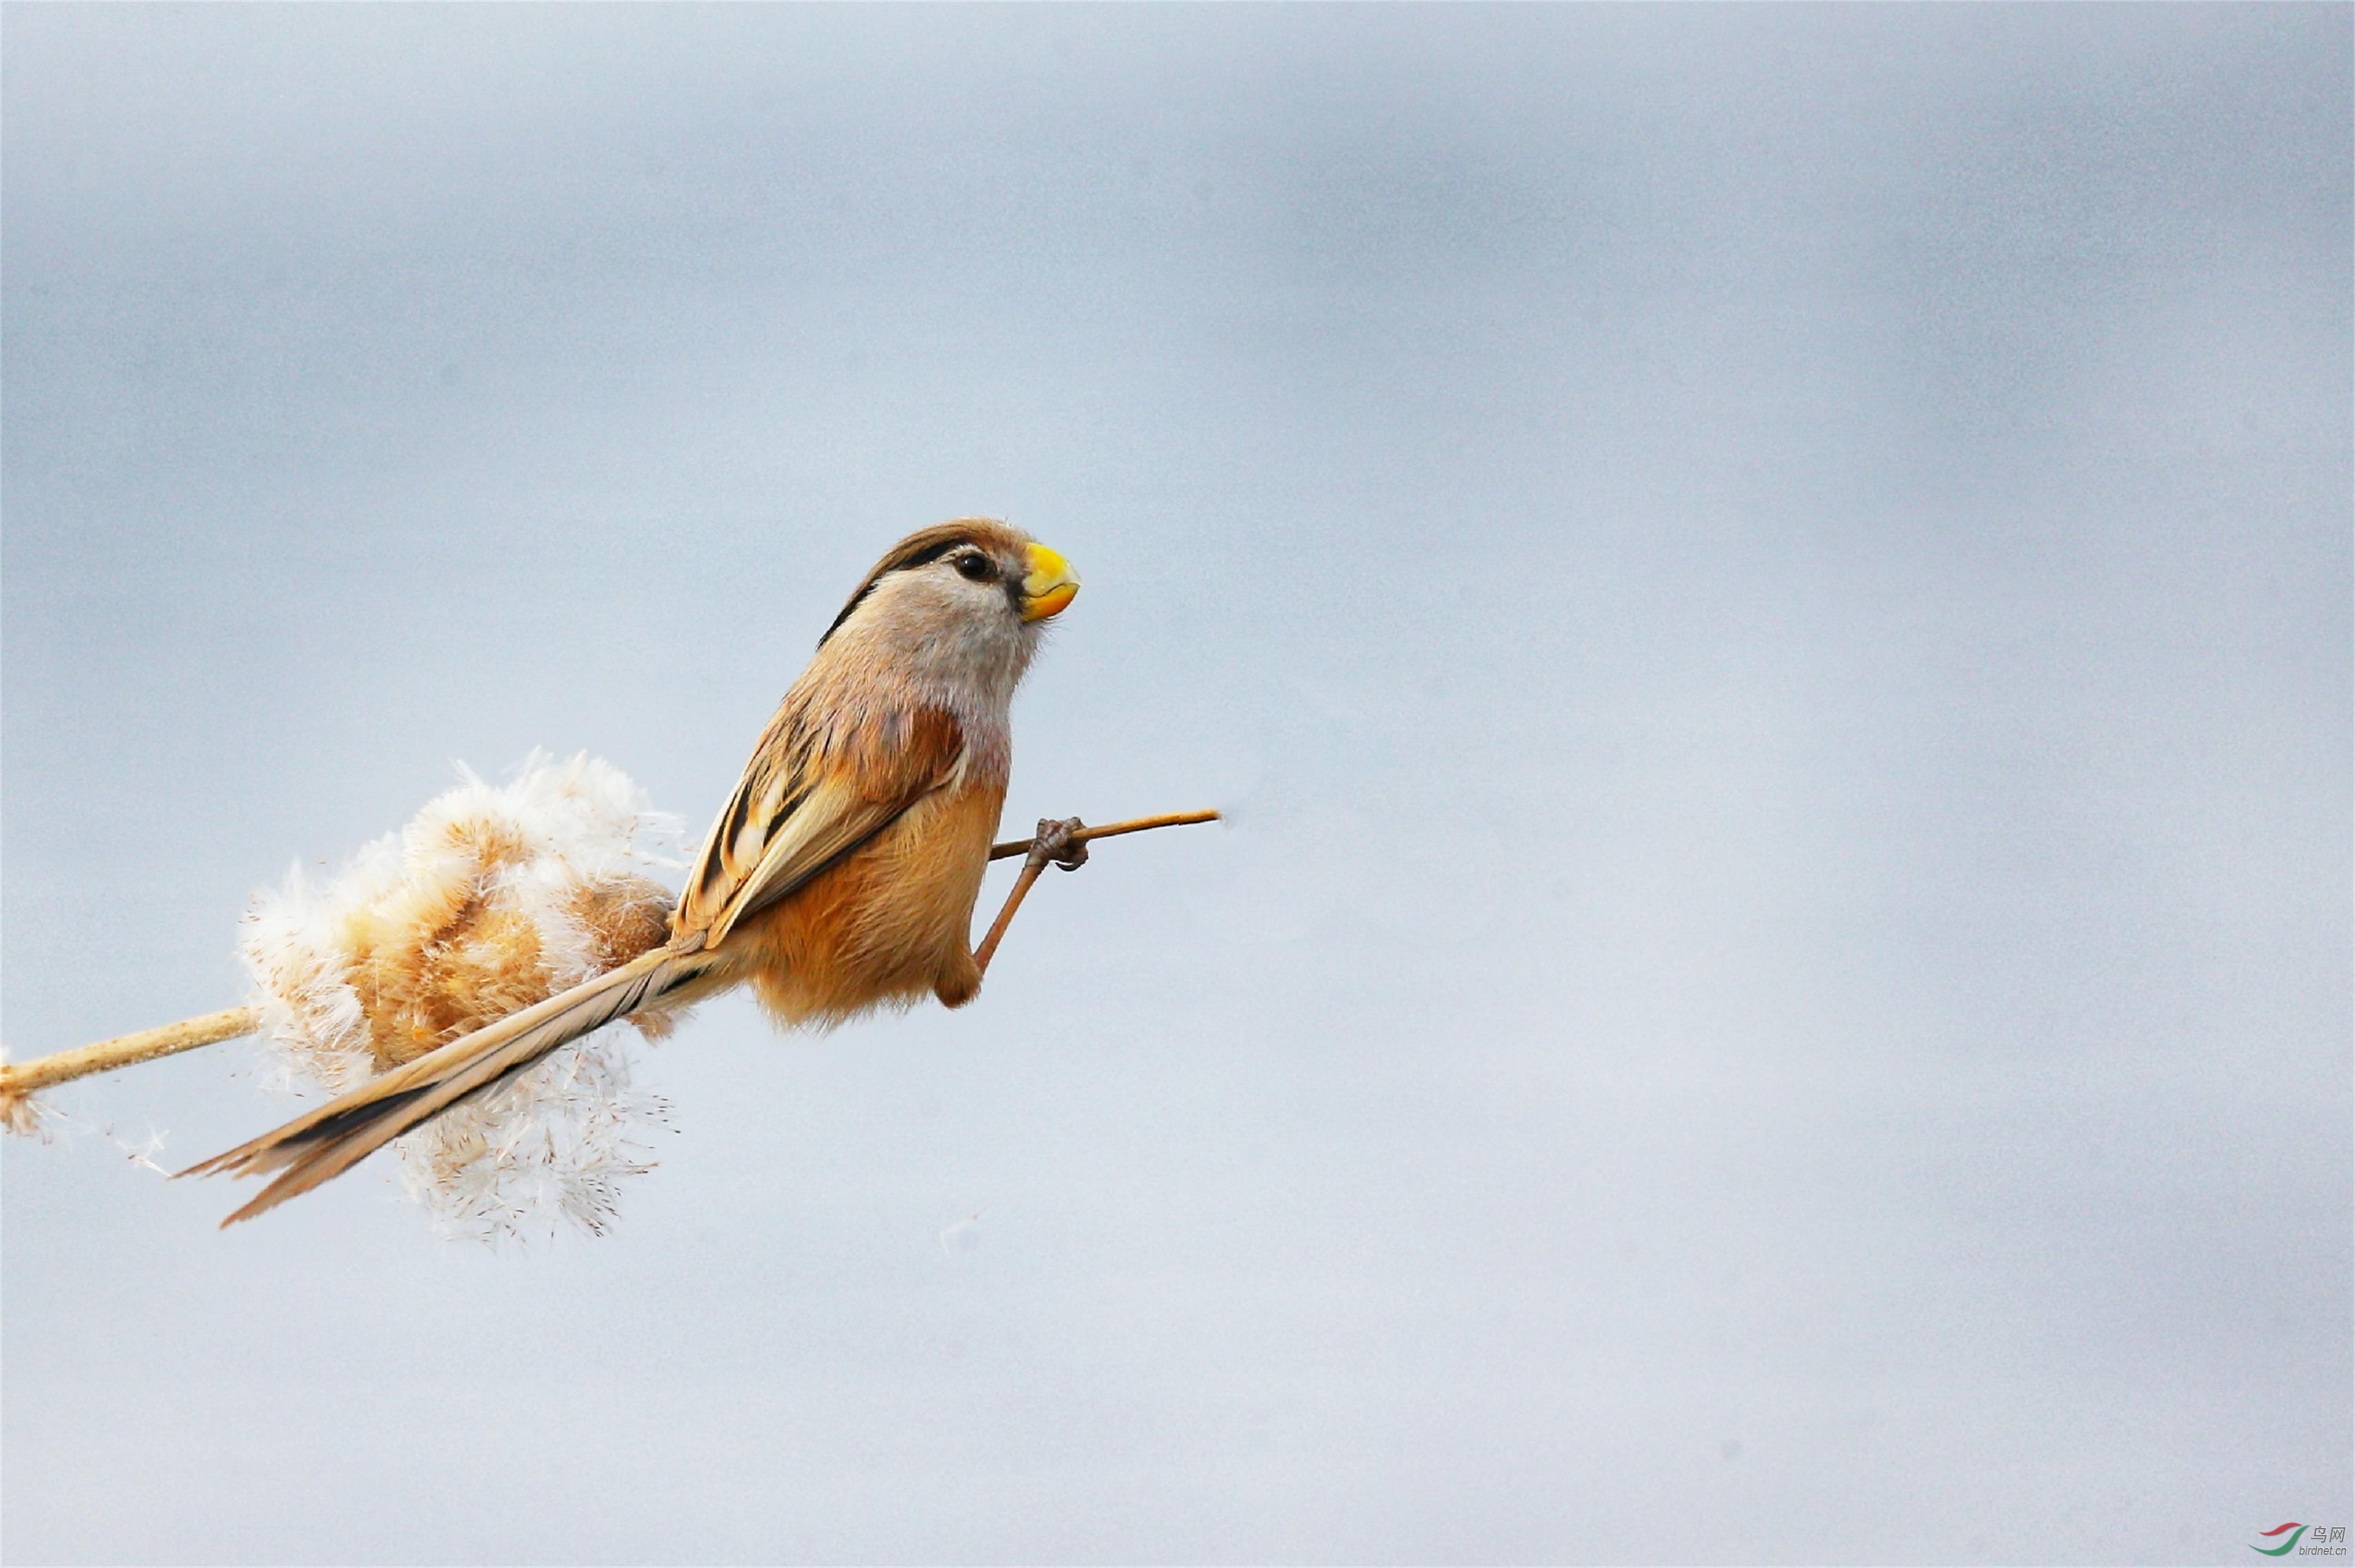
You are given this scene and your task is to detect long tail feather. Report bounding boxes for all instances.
[180,945,705,1226]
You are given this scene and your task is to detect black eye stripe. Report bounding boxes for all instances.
[818,526,1019,645]
[899,541,966,571]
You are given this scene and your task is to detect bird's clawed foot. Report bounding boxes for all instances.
[973,818,1087,981]
[1028,816,1089,873]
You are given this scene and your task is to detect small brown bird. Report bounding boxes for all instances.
[186,519,1083,1223]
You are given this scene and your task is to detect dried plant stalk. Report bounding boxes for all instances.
[988,810,1220,861]
[1,1008,257,1104]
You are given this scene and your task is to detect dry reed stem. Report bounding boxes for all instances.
[1,1008,257,1100]
[988,809,1221,861]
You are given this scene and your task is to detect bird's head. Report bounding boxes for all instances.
[817,519,1081,702]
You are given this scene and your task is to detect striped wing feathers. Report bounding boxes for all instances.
[675,703,966,948]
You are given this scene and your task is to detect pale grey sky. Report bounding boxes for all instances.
[4,6,2348,1564]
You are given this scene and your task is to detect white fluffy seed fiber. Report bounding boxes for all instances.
[239,753,686,1242]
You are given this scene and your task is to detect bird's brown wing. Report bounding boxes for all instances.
[674,701,967,949]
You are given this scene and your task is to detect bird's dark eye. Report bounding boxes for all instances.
[954,551,996,582]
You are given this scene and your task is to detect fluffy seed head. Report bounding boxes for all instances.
[240,753,683,1241]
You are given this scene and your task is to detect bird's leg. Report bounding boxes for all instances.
[971,817,1088,979]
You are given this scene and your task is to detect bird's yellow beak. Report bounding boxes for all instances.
[1021,542,1080,622]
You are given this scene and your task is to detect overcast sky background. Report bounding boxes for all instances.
[3,7,2348,1565]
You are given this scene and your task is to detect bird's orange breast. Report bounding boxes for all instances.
[726,781,1006,1029]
